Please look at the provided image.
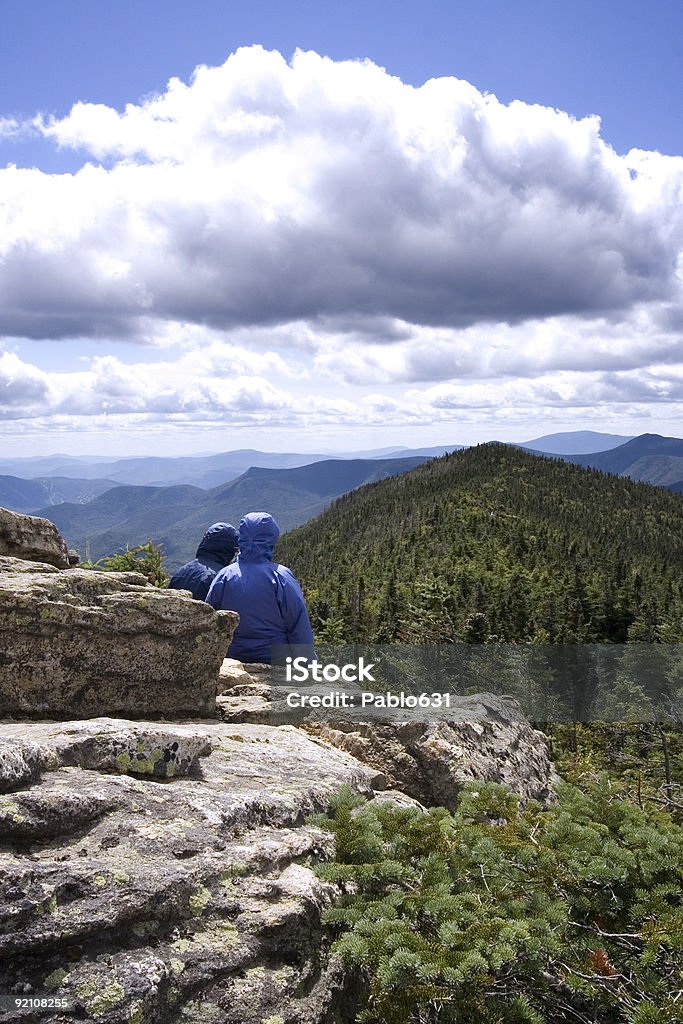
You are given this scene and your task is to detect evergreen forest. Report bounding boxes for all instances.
[314,775,683,1024]
[278,444,683,645]
[281,446,683,1021]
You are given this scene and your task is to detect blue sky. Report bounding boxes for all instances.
[1,0,682,455]
[3,0,681,158]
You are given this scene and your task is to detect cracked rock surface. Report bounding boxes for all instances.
[0,720,378,1024]
[305,709,559,809]
[0,557,237,720]
[216,664,558,809]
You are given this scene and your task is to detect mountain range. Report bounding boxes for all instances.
[0,475,118,515]
[0,431,629,489]
[546,433,683,488]
[3,431,683,570]
[0,450,335,488]
[0,444,458,488]
[521,430,633,454]
[38,456,430,567]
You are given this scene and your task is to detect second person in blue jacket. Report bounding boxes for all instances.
[168,522,239,601]
[206,511,315,664]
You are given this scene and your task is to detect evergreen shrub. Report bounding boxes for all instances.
[313,780,683,1023]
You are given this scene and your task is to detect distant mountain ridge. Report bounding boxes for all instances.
[38,456,430,568]
[0,450,337,489]
[0,434,618,489]
[0,475,118,515]
[521,430,634,454]
[548,434,683,490]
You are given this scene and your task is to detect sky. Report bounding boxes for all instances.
[1,0,682,457]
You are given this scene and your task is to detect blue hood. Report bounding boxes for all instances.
[196,522,239,570]
[238,512,280,563]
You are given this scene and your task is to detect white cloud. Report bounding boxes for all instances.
[0,46,682,444]
[311,306,683,384]
[0,117,21,138]
[0,46,680,344]
[0,344,313,424]
[0,351,50,407]
[4,343,683,439]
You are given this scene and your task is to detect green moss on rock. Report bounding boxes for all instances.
[188,884,211,917]
[88,981,125,1018]
[44,968,68,989]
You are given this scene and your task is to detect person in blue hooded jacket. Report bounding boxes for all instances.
[168,522,239,601]
[205,511,314,664]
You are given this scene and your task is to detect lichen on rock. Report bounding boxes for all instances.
[0,720,376,1023]
[0,546,238,720]
[0,506,70,569]
[304,695,559,809]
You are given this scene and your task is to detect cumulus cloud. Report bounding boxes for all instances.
[311,306,683,385]
[0,46,682,445]
[0,45,680,345]
[0,345,305,421]
[4,343,683,441]
[0,351,50,407]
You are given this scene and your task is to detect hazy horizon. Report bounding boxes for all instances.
[0,426,654,462]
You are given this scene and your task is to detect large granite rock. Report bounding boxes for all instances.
[0,720,216,794]
[305,696,559,809]
[0,719,379,1024]
[217,664,557,808]
[0,557,238,720]
[0,507,70,569]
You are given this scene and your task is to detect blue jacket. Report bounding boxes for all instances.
[206,512,315,664]
[168,522,239,601]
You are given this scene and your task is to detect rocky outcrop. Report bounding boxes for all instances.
[0,556,238,720]
[0,719,379,1024]
[0,509,562,1022]
[217,664,558,808]
[0,507,70,569]
[216,659,271,724]
[304,699,558,809]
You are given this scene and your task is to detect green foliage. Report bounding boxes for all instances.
[548,723,683,821]
[314,781,683,1024]
[79,541,170,587]
[279,444,683,644]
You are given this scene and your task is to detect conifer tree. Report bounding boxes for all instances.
[313,780,683,1024]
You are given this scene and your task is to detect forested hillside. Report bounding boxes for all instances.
[278,443,683,643]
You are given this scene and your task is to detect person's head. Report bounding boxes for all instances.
[196,522,239,568]
[237,512,280,562]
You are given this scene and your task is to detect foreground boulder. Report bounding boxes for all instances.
[218,665,558,808]
[0,557,237,720]
[0,507,70,569]
[0,719,378,1024]
[304,695,558,809]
